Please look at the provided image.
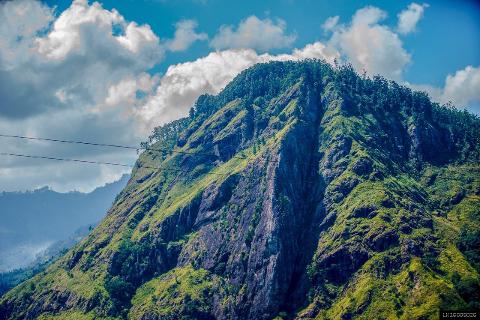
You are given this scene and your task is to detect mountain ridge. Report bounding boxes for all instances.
[1,60,479,320]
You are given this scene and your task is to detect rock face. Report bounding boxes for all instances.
[1,61,480,320]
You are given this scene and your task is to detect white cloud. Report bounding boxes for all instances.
[322,15,339,31]
[0,0,164,192]
[441,65,480,107]
[103,72,159,109]
[166,20,207,52]
[289,42,339,61]
[0,0,53,69]
[397,3,428,35]
[210,15,296,52]
[36,0,162,64]
[0,0,164,119]
[116,21,159,54]
[36,0,121,59]
[328,6,410,80]
[406,65,480,113]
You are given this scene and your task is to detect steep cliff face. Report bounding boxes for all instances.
[1,61,479,320]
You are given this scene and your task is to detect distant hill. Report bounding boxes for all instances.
[1,61,479,319]
[0,174,129,272]
[0,223,96,296]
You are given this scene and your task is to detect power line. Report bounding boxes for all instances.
[0,152,226,176]
[0,134,137,151]
[0,133,225,159]
[0,133,279,163]
[0,152,139,168]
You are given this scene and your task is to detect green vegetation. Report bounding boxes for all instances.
[1,60,479,320]
[129,266,219,319]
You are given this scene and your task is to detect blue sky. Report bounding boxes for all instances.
[0,0,479,192]
[44,0,480,87]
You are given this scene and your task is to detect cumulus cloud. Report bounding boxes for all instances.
[0,0,53,68]
[440,66,480,107]
[397,3,428,35]
[36,0,162,66]
[136,43,339,132]
[0,0,163,192]
[289,42,339,61]
[102,73,159,109]
[210,15,296,52]
[0,0,163,120]
[322,15,339,31]
[0,0,55,118]
[327,6,410,80]
[406,65,480,113]
[166,20,207,52]
[0,0,163,103]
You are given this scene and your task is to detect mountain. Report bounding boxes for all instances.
[0,174,129,272]
[1,61,479,320]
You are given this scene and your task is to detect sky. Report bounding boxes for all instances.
[0,0,479,192]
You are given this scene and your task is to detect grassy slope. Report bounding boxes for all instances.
[298,97,480,319]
